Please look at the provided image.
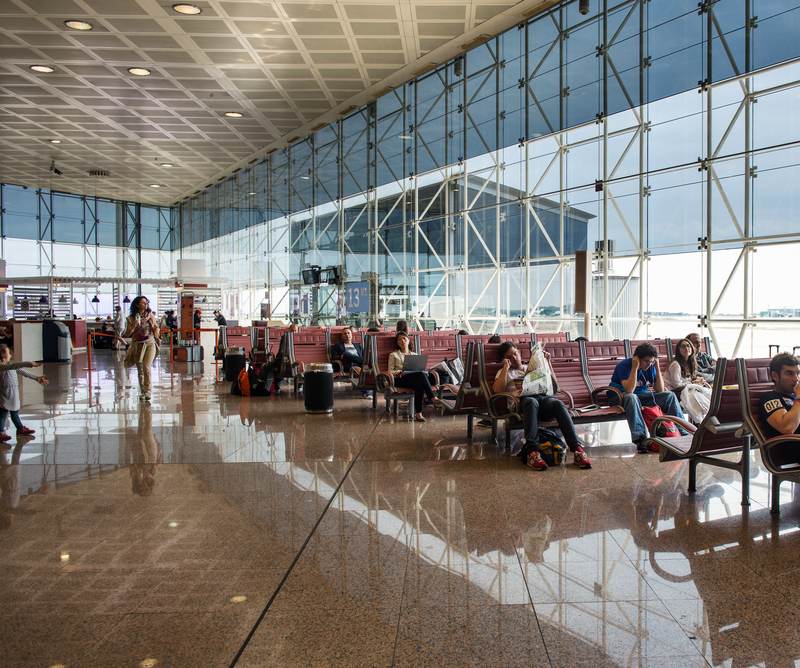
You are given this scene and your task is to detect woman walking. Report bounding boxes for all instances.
[122,296,160,403]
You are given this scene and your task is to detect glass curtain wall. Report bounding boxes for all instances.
[0,184,175,316]
[179,0,800,357]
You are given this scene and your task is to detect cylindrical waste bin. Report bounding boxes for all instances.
[224,347,246,381]
[303,362,334,414]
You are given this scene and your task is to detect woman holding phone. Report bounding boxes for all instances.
[122,296,160,403]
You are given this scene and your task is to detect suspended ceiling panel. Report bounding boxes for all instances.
[0,0,551,205]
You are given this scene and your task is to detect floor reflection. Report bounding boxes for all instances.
[0,349,798,666]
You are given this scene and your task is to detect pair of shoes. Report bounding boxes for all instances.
[477,418,492,428]
[17,426,35,436]
[573,446,592,469]
[144,394,151,403]
[414,414,426,422]
[524,449,548,471]
[0,432,10,442]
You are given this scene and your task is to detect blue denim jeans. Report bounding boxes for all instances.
[618,391,685,443]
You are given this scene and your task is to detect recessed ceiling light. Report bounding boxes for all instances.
[160,163,174,168]
[49,139,61,144]
[172,3,202,14]
[149,184,162,188]
[299,175,310,180]
[128,67,151,77]
[399,134,412,140]
[248,192,256,196]
[64,20,93,31]
[30,65,54,73]
[224,111,243,118]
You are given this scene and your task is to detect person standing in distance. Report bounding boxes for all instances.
[122,296,160,403]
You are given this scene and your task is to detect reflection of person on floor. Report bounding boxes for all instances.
[0,442,23,529]
[128,404,161,496]
[0,344,48,442]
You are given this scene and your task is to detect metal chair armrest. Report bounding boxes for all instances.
[488,392,519,418]
[592,385,622,404]
[763,433,800,452]
[428,369,440,386]
[651,414,697,434]
[704,418,743,435]
[556,388,574,410]
[376,372,395,392]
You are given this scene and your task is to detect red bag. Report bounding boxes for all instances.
[641,404,680,438]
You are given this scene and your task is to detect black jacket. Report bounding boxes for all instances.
[331,341,363,359]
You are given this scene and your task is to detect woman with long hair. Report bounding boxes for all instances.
[387,331,436,422]
[665,337,712,423]
[122,296,160,403]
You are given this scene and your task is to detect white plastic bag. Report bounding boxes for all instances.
[680,384,712,423]
[521,344,554,396]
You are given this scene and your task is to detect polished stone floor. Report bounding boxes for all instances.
[1,350,799,667]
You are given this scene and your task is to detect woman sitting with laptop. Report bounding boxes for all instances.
[388,331,436,422]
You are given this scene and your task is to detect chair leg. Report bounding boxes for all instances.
[740,434,751,507]
[505,422,511,451]
[688,459,698,493]
[467,414,474,440]
[490,420,497,445]
[372,390,377,410]
[771,475,781,515]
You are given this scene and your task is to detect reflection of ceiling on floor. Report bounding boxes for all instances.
[0,0,555,204]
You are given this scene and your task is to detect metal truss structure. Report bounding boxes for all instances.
[171,0,800,356]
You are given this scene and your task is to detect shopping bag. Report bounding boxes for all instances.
[521,344,554,396]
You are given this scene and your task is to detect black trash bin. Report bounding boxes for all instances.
[224,347,246,381]
[303,362,334,414]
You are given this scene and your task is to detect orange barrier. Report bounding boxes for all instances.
[84,330,115,372]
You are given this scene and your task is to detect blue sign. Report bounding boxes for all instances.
[344,281,370,315]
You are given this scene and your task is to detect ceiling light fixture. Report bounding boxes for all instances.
[149,184,162,188]
[160,162,174,168]
[128,67,151,76]
[49,139,61,144]
[224,111,243,118]
[399,134,412,140]
[172,3,202,14]
[64,20,93,31]
[30,65,54,73]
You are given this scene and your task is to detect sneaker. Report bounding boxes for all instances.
[414,414,426,422]
[0,432,10,442]
[634,437,648,454]
[524,449,548,471]
[573,446,592,469]
[144,394,151,403]
[17,427,35,436]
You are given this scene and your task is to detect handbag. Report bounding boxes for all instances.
[521,344,554,397]
[680,384,711,423]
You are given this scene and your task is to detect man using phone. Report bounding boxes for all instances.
[493,342,591,471]
[759,353,800,466]
[609,343,686,452]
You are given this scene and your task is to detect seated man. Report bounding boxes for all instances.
[759,353,800,467]
[686,332,715,383]
[330,327,363,372]
[493,341,591,471]
[609,343,687,452]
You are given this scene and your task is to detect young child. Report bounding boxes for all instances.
[0,344,48,442]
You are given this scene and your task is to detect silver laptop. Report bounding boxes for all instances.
[402,354,428,372]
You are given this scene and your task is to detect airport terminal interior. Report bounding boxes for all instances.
[1,0,800,665]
